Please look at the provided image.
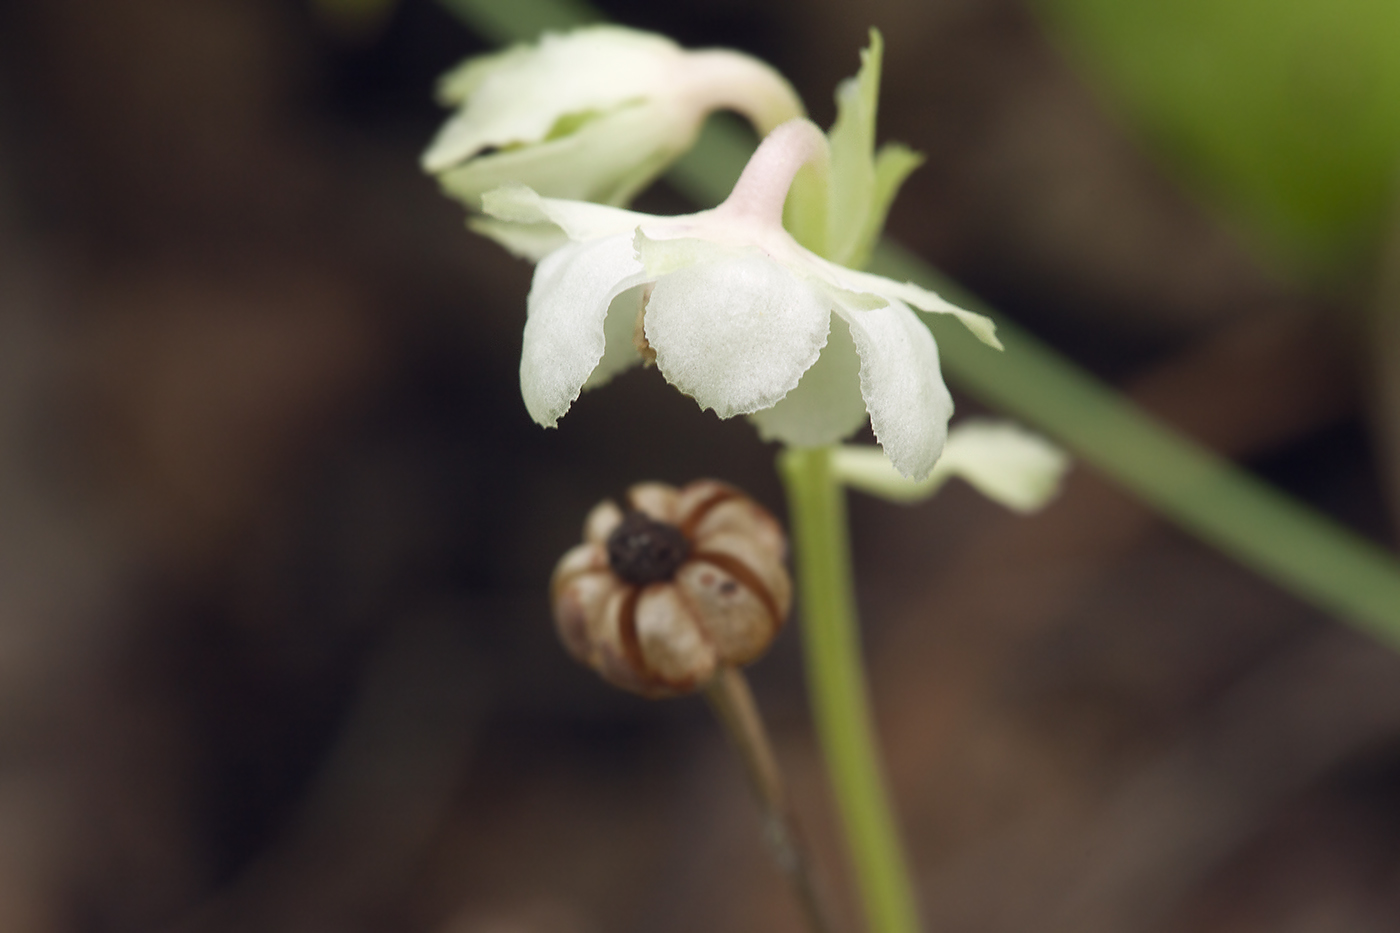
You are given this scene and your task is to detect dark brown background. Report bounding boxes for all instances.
[0,1,1395,931]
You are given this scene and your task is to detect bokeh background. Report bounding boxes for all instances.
[1,0,1398,931]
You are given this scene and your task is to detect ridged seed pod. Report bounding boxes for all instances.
[551,480,792,697]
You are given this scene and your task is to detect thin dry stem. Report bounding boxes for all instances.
[704,665,837,933]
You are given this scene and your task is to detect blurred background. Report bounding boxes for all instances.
[0,0,1398,930]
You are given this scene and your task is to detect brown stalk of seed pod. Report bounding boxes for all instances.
[550,480,835,933]
[704,664,837,933]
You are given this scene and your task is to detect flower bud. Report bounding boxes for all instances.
[551,480,791,698]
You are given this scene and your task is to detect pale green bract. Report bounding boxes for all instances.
[831,421,1070,511]
[783,29,925,272]
[423,25,804,207]
[475,119,1002,481]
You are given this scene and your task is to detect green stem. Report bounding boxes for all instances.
[778,446,922,933]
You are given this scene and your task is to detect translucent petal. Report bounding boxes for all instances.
[644,252,831,419]
[935,420,1071,512]
[466,217,568,262]
[749,314,867,447]
[482,183,656,241]
[422,27,685,172]
[438,104,694,207]
[520,235,647,426]
[632,230,733,275]
[434,44,534,106]
[582,284,646,391]
[831,422,1069,512]
[829,264,1002,349]
[828,445,954,504]
[836,298,952,480]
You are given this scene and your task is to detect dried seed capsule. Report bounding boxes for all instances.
[551,479,792,698]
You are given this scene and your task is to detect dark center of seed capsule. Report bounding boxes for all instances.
[606,510,692,586]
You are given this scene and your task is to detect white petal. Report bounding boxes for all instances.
[936,420,1071,512]
[520,235,648,426]
[835,298,952,480]
[433,44,534,106]
[582,284,646,391]
[467,216,569,262]
[749,314,867,447]
[828,264,1002,350]
[422,27,685,172]
[438,104,695,208]
[644,251,831,419]
[482,184,657,241]
[830,422,1069,512]
[829,445,949,503]
[632,229,732,276]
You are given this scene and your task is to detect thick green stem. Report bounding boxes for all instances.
[778,447,922,933]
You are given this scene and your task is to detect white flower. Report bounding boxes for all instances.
[423,26,804,207]
[478,118,1002,480]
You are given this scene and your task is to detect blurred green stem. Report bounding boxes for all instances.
[779,447,922,933]
[1369,190,1400,532]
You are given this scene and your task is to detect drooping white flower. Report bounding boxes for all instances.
[423,25,804,208]
[477,118,1001,480]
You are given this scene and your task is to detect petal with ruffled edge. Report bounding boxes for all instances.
[422,27,684,172]
[749,313,867,447]
[467,217,569,262]
[932,420,1070,511]
[823,261,1002,350]
[482,183,656,241]
[583,284,647,391]
[438,103,695,208]
[834,297,952,479]
[642,244,831,419]
[520,234,648,426]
